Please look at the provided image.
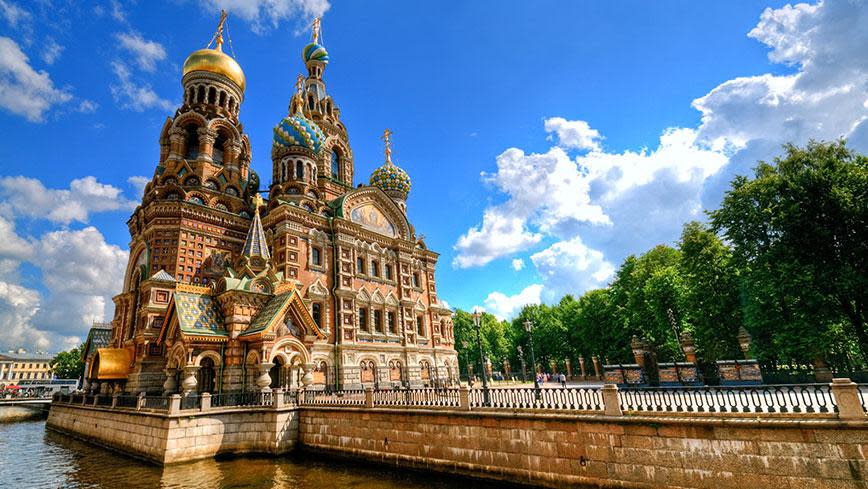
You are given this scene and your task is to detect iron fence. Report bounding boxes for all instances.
[96,395,113,407]
[859,384,867,413]
[619,384,837,414]
[469,387,603,411]
[142,396,168,410]
[373,388,461,408]
[283,389,297,405]
[180,394,200,410]
[115,395,138,408]
[301,389,366,406]
[211,391,267,408]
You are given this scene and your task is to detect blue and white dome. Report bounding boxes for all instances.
[370,162,411,198]
[273,113,325,154]
[303,43,329,64]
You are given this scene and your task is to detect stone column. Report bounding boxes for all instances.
[168,128,185,161]
[459,385,471,411]
[301,363,315,387]
[592,356,601,379]
[181,365,199,395]
[197,127,217,162]
[162,368,178,395]
[256,363,273,392]
[364,387,374,408]
[200,392,211,412]
[579,356,587,379]
[831,378,865,419]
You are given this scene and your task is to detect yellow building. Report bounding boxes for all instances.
[0,349,54,386]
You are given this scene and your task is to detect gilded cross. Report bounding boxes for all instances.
[312,17,322,44]
[381,129,393,164]
[213,10,228,51]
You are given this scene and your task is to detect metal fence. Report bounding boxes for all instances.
[180,394,200,410]
[469,387,603,411]
[211,391,267,408]
[373,388,461,408]
[115,395,138,408]
[142,396,168,410]
[618,384,837,414]
[301,389,366,406]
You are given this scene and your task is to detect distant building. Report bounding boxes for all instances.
[86,16,457,395]
[0,349,54,386]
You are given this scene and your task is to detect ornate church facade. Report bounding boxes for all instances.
[88,14,457,395]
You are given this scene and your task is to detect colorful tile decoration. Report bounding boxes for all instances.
[370,163,411,195]
[303,43,329,64]
[273,113,326,154]
[174,292,225,336]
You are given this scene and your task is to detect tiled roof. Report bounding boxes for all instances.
[174,291,226,337]
[241,292,293,336]
[149,269,176,282]
[84,326,112,357]
[242,209,270,261]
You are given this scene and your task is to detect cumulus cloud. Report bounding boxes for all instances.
[482,284,543,321]
[40,38,63,65]
[116,32,166,72]
[530,237,615,300]
[0,0,29,28]
[511,258,525,271]
[0,175,137,225]
[109,60,174,112]
[128,175,150,199]
[204,0,330,33]
[0,36,72,122]
[544,117,602,151]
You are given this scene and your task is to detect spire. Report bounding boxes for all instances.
[210,10,228,53]
[382,128,393,165]
[242,194,270,261]
[312,17,321,44]
[293,73,305,114]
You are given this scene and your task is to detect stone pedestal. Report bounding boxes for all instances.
[831,378,865,419]
[301,363,315,387]
[256,363,274,392]
[181,366,199,395]
[163,369,177,395]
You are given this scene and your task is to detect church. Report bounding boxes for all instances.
[85,14,457,395]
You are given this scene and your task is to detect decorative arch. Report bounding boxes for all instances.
[194,349,222,367]
[340,188,412,240]
[207,118,241,142]
[245,349,260,366]
[171,111,208,131]
[268,336,310,365]
[167,343,188,368]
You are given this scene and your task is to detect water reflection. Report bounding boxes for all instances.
[1,421,517,489]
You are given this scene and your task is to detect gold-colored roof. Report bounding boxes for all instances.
[94,348,132,380]
[182,48,246,92]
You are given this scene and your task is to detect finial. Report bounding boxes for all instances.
[293,73,305,113]
[213,10,228,52]
[253,193,264,213]
[381,129,393,165]
[312,17,322,44]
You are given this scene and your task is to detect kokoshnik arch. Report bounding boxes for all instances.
[84,13,458,395]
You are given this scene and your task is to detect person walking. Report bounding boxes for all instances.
[560,372,567,388]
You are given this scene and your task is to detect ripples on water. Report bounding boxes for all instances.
[0,421,513,489]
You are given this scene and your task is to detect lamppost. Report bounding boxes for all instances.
[461,340,472,382]
[473,311,490,406]
[524,319,541,398]
[517,345,528,382]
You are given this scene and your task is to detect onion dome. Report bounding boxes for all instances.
[183,49,246,91]
[273,112,326,154]
[302,43,329,64]
[370,161,411,197]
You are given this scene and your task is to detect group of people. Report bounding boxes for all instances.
[537,372,568,388]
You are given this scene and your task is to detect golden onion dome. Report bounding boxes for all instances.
[182,48,246,92]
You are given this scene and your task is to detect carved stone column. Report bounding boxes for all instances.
[224,140,242,169]
[197,127,217,162]
[168,128,185,161]
[162,368,178,395]
[256,363,273,392]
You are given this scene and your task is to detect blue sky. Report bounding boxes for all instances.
[2,0,867,352]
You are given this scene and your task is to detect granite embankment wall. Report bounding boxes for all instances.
[47,404,298,464]
[298,407,868,489]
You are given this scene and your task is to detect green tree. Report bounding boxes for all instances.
[711,140,868,367]
[512,303,566,373]
[677,221,743,362]
[51,345,85,380]
[453,309,510,377]
[567,289,630,363]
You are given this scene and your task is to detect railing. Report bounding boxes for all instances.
[283,389,297,405]
[373,388,461,408]
[859,384,867,412]
[180,394,200,410]
[115,395,139,408]
[96,395,113,407]
[211,391,267,408]
[302,389,366,406]
[470,387,603,411]
[619,384,837,414]
[142,396,168,410]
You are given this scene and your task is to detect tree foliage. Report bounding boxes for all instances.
[51,345,85,380]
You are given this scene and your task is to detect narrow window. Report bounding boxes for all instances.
[295,160,304,179]
[387,312,396,334]
[312,247,321,266]
[358,308,368,332]
[356,257,365,275]
[373,310,383,334]
[312,303,322,327]
[331,150,340,180]
[371,260,379,277]
[416,316,424,336]
[412,272,420,288]
[384,264,393,280]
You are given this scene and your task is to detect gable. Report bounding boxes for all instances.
[334,187,412,240]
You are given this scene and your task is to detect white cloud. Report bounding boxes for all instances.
[0,280,49,352]
[511,258,525,271]
[530,237,615,300]
[0,0,29,28]
[544,117,602,151]
[116,32,166,72]
[109,0,126,23]
[109,60,174,112]
[482,284,543,321]
[453,208,542,268]
[0,36,72,122]
[40,38,63,65]
[0,212,32,262]
[0,175,136,225]
[128,175,150,200]
[77,99,98,113]
[204,0,330,33]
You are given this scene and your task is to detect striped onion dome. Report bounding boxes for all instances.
[303,43,329,64]
[370,161,411,198]
[273,113,326,154]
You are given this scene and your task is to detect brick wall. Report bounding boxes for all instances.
[298,407,868,489]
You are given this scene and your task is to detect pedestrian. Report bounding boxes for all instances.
[560,372,567,388]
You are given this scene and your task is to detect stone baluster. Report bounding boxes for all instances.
[579,356,587,379]
[602,384,622,416]
[200,392,211,412]
[301,363,315,387]
[831,378,866,420]
[592,356,601,379]
[256,363,273,392]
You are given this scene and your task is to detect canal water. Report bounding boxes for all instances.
[0,420,517,489]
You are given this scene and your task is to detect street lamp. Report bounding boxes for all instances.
[524,319,541,398]
[473,311,491,406]
[517,345,527,382]
[461,340,472,382]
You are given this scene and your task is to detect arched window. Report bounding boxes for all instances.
[360,360,376,384]
[213,133,227,164]
[225,187,239,197]
[218,91,227,108]
[184,125,199,160]
[187,196,205,205]
[184,176,200,187]
[295,160,304,179]
[204,180,218,190]
[239,210,251,219]
[311,303,322,327]
[330,150,340,180]
[215,203,229,212]
[196,85,205,103]
[302,203,314,212]
[208,86,217,104]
